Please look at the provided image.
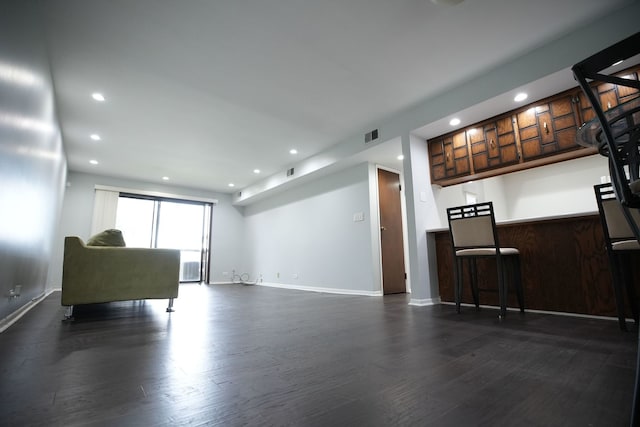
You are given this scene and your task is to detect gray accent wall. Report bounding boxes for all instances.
[243,163,377,293]
[0,2,67,320]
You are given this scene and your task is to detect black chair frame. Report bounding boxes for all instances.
[447,202,524,319]
[594,183,640,331]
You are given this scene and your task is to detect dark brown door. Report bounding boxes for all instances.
[378,169,406,294]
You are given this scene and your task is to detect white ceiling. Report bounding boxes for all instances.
[43,0,632,194]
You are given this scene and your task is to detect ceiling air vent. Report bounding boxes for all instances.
[365,129,379,144]
[287,167,295,177]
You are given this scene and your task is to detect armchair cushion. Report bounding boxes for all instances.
[86,229,126,247]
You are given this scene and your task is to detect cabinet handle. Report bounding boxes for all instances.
[607,101,612,110]
[490,139,496,148]
[543,121,549,134]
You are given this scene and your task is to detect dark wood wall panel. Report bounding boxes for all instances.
[433,215,640,317]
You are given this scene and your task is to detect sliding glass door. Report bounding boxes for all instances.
[115,195,212,283]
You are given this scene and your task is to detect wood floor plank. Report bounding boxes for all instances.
[0,283,637,426]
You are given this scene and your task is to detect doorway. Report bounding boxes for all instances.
[377,168,406,294]
[115,195,212,283]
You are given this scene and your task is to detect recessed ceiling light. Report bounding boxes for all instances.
[90,133,101,141]
[397,155,404,160]
[449,118,461,126]
[253,169,261,174]
[91,92,105,102]
[162,176,169,181]
[431,0,465,5]
[289,149,298,155]
[612,59,624,66]
[514,92,528,102]
[89,159,99,165]
[228,183,235,187]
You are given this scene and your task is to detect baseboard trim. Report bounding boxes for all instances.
[256,281,383,297]
[0,289,57,334]
[440,301,630,322]
[409,297,441,306]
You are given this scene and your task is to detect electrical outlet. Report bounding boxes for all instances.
[222,271,229,276]
[292,273,298,279]
[7,285,21,299]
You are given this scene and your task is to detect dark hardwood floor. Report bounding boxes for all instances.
[0,283,637,426]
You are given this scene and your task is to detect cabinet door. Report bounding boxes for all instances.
[428,131,470,184]
[469,116,518,172]
[517,94,579,160]
[428,138,446,182]
[445,131,470,178]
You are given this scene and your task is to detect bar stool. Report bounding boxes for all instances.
[446,201,525,318]
[594,183,640,331]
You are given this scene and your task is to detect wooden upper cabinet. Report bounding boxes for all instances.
[516,92,580,161]
[575,65,639,125]
[469,115,518,172]
[427,64,639,187]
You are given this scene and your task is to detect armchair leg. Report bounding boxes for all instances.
[63,305,74,321]
[166,298,175,313]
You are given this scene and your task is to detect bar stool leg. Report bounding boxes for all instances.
[611,254,629,331]
[513,255,525,313]
[497,256,507,319]
[469,258,480,310]
[454,258,463,313]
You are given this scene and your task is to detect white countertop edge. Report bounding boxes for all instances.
[426,210,598,233]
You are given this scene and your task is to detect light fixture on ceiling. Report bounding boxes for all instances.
[449,118,461,126]
[90,133,101,141]
[397,155,404,160]
[228,183,235,187]
[162,176,169,181]
[253,169,261,174]
[430,0,465,5]
[89,159,99,165]
[514,92,528,102]
[289,149,298,155]
[612,59,624,66]
[91,92,105,102]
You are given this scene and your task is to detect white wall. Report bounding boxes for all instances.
[428,154,609,230]
[50,171,245,288]
[401,134,440,303]
[503,154,608,220]
[0,2,67,321]
[243,163,377,294]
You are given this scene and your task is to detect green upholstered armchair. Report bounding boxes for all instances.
[61,236,180,318]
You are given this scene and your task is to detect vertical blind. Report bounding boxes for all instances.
[90,189,119,235]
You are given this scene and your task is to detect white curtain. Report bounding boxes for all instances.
[90,189,119,236]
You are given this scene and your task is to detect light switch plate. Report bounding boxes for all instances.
[353,212,365,222]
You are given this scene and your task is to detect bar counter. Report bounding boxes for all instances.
[429,212,640,318]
